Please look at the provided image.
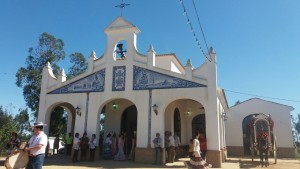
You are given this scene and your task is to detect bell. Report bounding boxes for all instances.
[117,43,123,51]
[116,43,126,59]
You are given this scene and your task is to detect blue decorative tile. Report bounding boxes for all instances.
[112,66,126,91]
[48,69,105,94]
[133,66,206,90]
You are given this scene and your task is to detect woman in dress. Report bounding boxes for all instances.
[111,133,117,157]
[103,133,112,159]
[185,132,211,169]
[114,133,126,160]
[128,132,136,160]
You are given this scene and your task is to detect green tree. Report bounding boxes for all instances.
[67,52,88,79]
[16,32,88,139]
[16,32,66,119]
[14,108,31,141]
[0,106,17,156]
[294,114,300,144]
[49,107,67,137]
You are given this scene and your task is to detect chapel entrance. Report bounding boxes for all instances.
[242,114,258,155]
[192,114,206,137]
[121,105,137,158]
[98,100,137,159]
[165,99,205,144]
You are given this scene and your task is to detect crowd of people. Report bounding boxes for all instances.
[70,130,136,163]
[71,131,99,162]
[102,131,136,161]
[152,130,211,169]
[6,122,211,169]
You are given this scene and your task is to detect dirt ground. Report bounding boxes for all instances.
[1,155,299,169]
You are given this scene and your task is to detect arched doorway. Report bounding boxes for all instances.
[164,99,204,145]
[121,105,137,159]
[47,103,76,137]
[242,114,258,155]
[98,100,137,159]
[174,108,181,139]
[192,114,206,137]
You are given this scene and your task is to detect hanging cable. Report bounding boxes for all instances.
[192,0,209,51]
[179,0,211,62]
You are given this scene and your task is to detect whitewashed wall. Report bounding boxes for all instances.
[226,98,294,148]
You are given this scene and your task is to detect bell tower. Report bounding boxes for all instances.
[104,17,140,61]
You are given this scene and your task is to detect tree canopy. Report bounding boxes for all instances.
[16,32,88,120]
[16,32,66,118]
[14,32,89,138]
[0,106,31,155]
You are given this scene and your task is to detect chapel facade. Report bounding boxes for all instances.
[37,17,228,167]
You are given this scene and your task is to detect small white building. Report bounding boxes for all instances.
[226,98,295,158]
[37,17,228,167]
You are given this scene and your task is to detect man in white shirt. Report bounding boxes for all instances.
[89,134,97,161]
[25,122,48,169]
[72,133,80,163]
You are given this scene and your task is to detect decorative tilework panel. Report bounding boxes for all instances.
[112,66,126,91]
[48,69,105,94]
[133,66,206,90]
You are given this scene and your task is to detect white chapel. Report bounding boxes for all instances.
[37,17,228,167]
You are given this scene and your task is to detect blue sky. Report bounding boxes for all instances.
[0,0,299,119]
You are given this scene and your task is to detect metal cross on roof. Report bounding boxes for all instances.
[115,0,130,16]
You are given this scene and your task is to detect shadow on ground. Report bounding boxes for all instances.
[43,154,186,168]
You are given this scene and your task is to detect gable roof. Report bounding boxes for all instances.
[231,97,294,111]
[104,16,140,33]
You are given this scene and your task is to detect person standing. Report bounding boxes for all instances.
[25,122,48,169]
[114,133,125,160]
[7,132,20,155]
[168,132,175,163]
[164,131,170,162]
[184,132,211,169]
[89,134,97,162]
[152,133,162,165]
[199,133,207,160]
[111,133,117,157]
[80,131,89,161]
[65,132,73,156]
[128,132,136,160]
[174,132,181,161]
[103,133,112,159]
[72,133,80,163]
[53,135,59,155]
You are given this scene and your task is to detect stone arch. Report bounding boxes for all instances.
[96,98,137,157]
[192,114,206,137]
[242,113,259,155]
[44,102,76,136]
[164,98,205,146]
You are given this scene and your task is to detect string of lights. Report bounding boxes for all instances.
[179,0,211,62]
[191,0,209,52]
[225,89,300,103]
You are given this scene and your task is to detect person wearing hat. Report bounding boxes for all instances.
[25,122,48,169]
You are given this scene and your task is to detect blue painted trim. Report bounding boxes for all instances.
[48,69,106,94]
[133,66,206,90]
[112,66,126,91]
